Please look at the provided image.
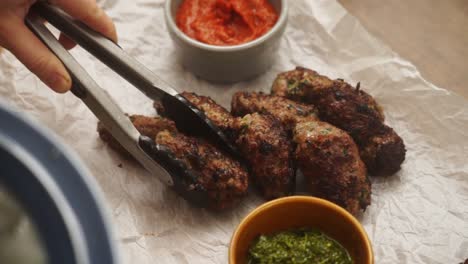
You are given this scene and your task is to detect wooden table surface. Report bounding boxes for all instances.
[339,0,468,99]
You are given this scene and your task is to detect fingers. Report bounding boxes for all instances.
[0,0,116,93]
[50,0,118,43]
[2,16,71,93]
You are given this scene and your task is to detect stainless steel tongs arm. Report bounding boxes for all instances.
[29,2,240,158]
[25,14,174,186]
[30,2,178,100]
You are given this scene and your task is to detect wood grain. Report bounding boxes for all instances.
[339,0,468,99]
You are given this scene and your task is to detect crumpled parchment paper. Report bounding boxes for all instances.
[1,0,467,263]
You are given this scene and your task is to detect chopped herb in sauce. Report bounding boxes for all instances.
[248,229,353,264]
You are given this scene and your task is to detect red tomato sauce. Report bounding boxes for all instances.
[176,0,279,46]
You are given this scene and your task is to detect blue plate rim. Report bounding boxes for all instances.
[0,99,121,264]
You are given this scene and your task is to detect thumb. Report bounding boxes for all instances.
[1,17,71,93]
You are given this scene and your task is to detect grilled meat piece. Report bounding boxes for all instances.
[294,121,370,215]
[358,124,406,176]
[272,67,384,123]
[155,130,248,210]
[98,115,248,210]
[232,113,295,199]
[231,91,319,131]
[180,92,235,132]
[231,92,371,214]
[129,114,178,138]
[178,92,295,199]
[155,91,237,140]
[97,115,177,159]
[272,66,405,176]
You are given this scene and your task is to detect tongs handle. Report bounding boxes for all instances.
[24,14,174,186]
[30,2,241,158]
[31,2,178,100]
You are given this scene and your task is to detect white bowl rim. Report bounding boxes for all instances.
[164,0,288,52]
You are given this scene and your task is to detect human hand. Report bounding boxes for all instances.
[0,0,117,93]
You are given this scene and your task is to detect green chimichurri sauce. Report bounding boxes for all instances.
[248,229,353,264]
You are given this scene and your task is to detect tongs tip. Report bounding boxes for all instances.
[138,135,211,208]
[161,94,240,158]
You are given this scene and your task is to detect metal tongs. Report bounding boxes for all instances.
[25,2,238,207]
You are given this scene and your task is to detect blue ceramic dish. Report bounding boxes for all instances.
[0,100,120,264]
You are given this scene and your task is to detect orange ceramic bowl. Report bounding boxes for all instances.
[229,196,373,264]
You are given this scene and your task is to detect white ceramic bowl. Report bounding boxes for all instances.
[164,0,288,83]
